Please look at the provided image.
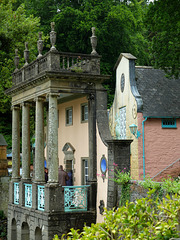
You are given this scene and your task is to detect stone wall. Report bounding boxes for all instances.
[0,176,10,217]
[8,204,96,240]
[117,181,148,205]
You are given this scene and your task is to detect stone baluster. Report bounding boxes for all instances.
[24,42,29,66]
[63,56,65,69]
[50,22,57,51]
[14,49,19,72]
[12,105,20,179]
[90,27,98,55]
[47,93,59,183]
[37,32,44,58]
[34,97,45,182]
[21,102,31,179]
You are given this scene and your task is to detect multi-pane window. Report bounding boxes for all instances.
[162,118,176,128]
[82,158,88,185]
[66,107,73,125]
[81,103,88,122]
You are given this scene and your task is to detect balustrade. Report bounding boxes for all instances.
[12,51,100,86]
[13,182,90,212]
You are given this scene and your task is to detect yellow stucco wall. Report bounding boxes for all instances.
[96,125,108,223]
[56,96,108,222]
[58,97,89,185]
[109,55,139,179]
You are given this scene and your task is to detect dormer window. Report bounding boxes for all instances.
[162,118,176,128]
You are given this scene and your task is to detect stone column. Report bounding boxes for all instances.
[87,93,97,211]
[12,105,20,179]
[34,97,45,182]
[48,93,59,183]
[21,102,31,179]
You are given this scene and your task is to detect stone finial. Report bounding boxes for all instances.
[51,22,55,31]
[14,49,19,72]
[24,42,29,66]
[50,22,57,51]
[90,27,98,55]
[37,32,44,58]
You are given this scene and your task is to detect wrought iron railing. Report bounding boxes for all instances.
[37,185,45,211]
[24,183,32,208]
[14,182,19,205]
[63,185,90,212]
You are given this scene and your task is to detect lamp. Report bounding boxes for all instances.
[129,124,141,138]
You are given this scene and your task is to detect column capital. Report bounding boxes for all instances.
[11,105,20,111]
[46,92,60,99]
[20,101,32,108]
[34,96,46,102]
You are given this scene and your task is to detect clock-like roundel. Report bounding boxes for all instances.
[132,103,137,119]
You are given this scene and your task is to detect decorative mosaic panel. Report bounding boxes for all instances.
[14,182,19,205]
[24,183,32,208]
[115,107,126,139]
[38,185,45,211]
[63,185,89,212]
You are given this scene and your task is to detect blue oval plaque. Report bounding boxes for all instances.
[101,158,107,173]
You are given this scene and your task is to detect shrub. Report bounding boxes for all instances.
[140,176,180,199]
[54,193,180,239]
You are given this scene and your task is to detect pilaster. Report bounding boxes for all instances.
[87,93,97,211]
[88,93,97,181]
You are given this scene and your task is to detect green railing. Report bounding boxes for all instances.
[63,185,90,212]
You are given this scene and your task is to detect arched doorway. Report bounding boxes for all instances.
[35,227,42,240]
[11,218,17,240]
[21,222,29,240]
[62,142,75,172]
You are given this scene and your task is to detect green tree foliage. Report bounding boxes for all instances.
[52,0,149,105]
[12,0,59,35]
[53,193,180,240]
[13,0,149,100]
[0,0,40,146]
[0,0,40,113]
[146,0,180,78]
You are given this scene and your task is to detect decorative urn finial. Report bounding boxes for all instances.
[24,42,29,66]
[14,49,19,72]
[50,22,57,51]
[37,32,44,58]
[90,27,98,55]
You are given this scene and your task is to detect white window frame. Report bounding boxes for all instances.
[81,103,88,123]
[66,107,73,126]
[81,158,88,185]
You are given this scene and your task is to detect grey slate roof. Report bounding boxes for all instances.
[135,66,180,118]
[0,134,8,146]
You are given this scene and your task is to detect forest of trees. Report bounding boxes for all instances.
[0,0,179,148]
